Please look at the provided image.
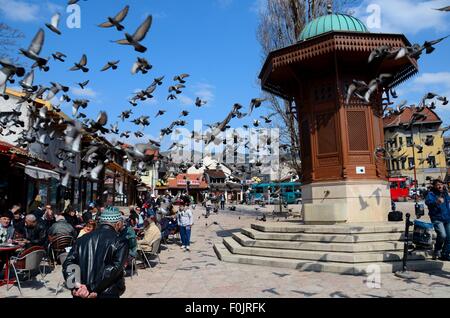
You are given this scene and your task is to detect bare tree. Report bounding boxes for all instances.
[0,23,25,62]
[256,0,356,179]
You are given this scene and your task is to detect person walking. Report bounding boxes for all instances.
[220,193,225,210]
[425,179,450,260]
[177,204,193,251]
[63,207,129,298]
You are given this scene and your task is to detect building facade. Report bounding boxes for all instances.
[384,107,447,185]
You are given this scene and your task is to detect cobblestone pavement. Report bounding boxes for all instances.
[2,203,450,298]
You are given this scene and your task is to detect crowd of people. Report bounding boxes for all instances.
[0,191,195,298]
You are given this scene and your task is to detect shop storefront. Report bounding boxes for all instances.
[0,140,60,212]
[105,162,139,207]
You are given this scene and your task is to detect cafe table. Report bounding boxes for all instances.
[0,244,21,286]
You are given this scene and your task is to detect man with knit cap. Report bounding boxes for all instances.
[63,206,129,298]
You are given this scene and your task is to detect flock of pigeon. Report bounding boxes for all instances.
[0,1,280,187]
[359,34,450,167]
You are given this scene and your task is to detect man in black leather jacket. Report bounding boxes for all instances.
[62,207,129,298]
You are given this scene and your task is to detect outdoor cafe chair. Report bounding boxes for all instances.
[137,238,161,269]
[8,248,46,296]
[48,235,74,267]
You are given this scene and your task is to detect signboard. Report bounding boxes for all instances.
[177,179,201,186]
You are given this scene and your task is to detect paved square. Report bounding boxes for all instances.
[2,205,450,298]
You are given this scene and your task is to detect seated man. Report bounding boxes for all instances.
[41,205,56,233]
[48,212,78,240]
[0,211,15,271]
[0,211,15,244]
[10,205,24,231]
[16,214,48,248]
[119,216,138,259]
[137,217,161,252]
[64,208,82,229]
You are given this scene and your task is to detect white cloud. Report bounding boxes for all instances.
[142,97,159,106]
[0,1,65,23]
[0,0,39,22]
[396,72,450,124]
[399,72,450,96]
[71,87,98,98]
[193,82,215,104]
[414,72,450,87]
[178,95,194,106]
[46,1,64,14]
[352,0,449,34]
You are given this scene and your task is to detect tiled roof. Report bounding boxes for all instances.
[205,169,226,178]
[383,107,442,128]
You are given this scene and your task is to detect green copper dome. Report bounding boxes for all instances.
[299,13,369,41]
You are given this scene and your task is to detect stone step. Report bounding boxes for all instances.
[213,242,446,275]
[251,222,406,234]
[233,232,405,253]
[242,228,406,243]
[223,237,429,263]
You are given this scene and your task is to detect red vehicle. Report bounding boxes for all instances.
[389,177,410,202]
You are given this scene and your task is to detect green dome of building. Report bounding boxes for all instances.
[299,13,369,41]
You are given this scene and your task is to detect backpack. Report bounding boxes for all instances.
[388,210,403,222]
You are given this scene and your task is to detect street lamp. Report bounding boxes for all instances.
[406,111,427,218]
[153,160,160,196]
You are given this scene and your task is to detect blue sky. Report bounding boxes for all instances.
[0,0,449,150]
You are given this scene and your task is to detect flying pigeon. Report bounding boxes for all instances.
[101,60,120,72]
[114,15,152,53]
[52,51,66,62]
[249,98,267,114]
[69,54,89,72]
[45,13,62,35]
[195,97,207,107]
[77,80,89,89]
[19,29,49,71]
[131,57,152,74]
[173,73,190,84]
[98,5,130,31]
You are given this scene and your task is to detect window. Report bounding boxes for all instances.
[393,138,398,149]
[428,156,436,168]
[392,160,399,171]
[406,137,413,147]
[408,158,414,168]
[399,137,403,146]
[401,160,406,170]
